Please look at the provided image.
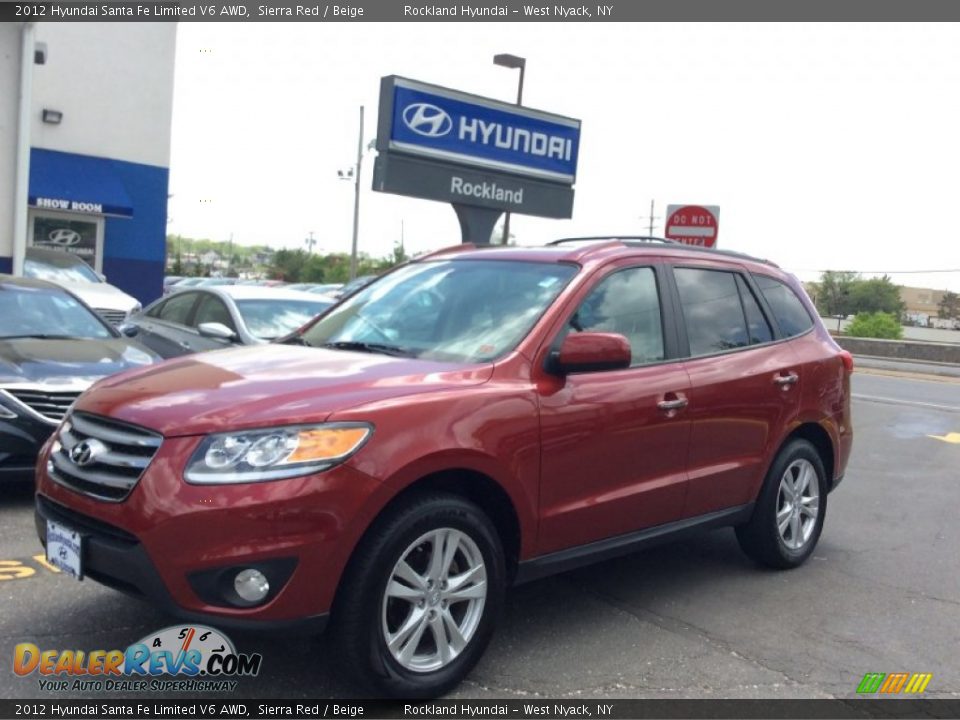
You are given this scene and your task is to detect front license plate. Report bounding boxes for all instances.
[46,519,83,580]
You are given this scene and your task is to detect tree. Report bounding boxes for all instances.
[938,291,960,320]
[846,312,903,339]
[847,275,904,317]
[815,271,858,317]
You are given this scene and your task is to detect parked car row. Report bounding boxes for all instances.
[2,258,339,483]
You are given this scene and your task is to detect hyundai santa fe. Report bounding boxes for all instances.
[34,238,853,697]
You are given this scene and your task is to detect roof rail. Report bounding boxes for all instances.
[547,236,678,246]
[546,236,777,267]
[413,243,476,261]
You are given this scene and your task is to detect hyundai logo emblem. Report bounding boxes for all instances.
[402,103,453,138]
[42,228,83,247]
[69,439,107,467]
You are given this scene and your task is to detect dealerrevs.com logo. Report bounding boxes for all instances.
[14,625,262,693]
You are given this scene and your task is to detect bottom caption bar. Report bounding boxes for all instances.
[3,700,960,720]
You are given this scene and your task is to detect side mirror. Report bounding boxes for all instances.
[549,332,631,374]
[95,271,107,282]
[197,322,237,341]
[118,323,139,338]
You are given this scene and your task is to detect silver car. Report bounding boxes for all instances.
[23,247,141,326]
[121,285,334,358]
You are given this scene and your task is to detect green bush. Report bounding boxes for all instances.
[846,312,903,339]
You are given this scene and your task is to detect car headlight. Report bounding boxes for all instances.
[184,423,372,484]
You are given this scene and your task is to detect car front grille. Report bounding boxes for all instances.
[47,412,162,502]
[5,389,81,424]
[94,308,127,326]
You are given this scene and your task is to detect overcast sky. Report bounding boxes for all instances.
[167,23,960,291]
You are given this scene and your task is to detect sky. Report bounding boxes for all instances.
[167,23,960,292]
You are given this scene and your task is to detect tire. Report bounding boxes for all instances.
[736,439,828,569]
[330,494,505,698]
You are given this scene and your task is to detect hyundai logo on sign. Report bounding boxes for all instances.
[402,103,453,137]
[43,228,82,247]
[384,77,581,184]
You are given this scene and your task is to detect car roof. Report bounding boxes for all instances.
[0,273,69,292]
[25,246,91,267]
[209,285,334,302]
[417,238,782,275]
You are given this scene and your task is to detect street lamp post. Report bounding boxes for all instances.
[493,53,525,246]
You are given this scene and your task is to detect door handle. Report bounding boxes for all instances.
[773,372,799,386]
[178,341,192,350]
[657,396,688,411]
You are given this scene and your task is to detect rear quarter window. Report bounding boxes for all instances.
[753,274,814,338]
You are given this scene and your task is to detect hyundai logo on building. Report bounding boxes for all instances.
[402,103,453,137]
[42,229,82,247]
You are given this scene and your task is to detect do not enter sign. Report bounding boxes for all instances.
[665,205,719,248]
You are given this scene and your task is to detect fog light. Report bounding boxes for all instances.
[234,569,269,603]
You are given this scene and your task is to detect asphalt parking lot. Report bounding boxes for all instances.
[1,370,958,700]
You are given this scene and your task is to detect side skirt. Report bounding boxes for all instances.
[514,503,755,585]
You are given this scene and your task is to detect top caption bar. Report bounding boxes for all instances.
[4,0,960,21]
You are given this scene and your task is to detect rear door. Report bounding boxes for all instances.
[536,262,692,555]
[668,264,802,517]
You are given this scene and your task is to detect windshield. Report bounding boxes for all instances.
[299,260,577,363]
[0,285,112,340]
[23,257,101,284]
[235,299,333,340]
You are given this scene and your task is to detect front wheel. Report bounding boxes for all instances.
[331,494,505,698]
[736,439,828,569]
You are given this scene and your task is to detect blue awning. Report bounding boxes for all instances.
[29,148,134,218]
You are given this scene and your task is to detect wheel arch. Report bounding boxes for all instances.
[780,421,837,490]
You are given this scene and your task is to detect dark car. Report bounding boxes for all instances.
[121,285,333,359]
[35,238,852,697]
[0,276,159,482]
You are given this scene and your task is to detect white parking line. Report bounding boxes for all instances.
[852,393,960,412]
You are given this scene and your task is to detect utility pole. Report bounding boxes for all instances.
[639,199,660,236]
[349,106,364,281]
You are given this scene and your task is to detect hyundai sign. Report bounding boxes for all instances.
[380,77,581,184]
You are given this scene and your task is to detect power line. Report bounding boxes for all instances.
[792,268,960,274]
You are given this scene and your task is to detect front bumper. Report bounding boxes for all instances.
[35,432,383,629]
[35,493,328,633]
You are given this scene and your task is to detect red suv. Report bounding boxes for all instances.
[34,239,853,697]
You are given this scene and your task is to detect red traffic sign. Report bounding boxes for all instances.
[665,205,719,248]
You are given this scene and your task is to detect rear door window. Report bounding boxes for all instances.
[753,274,814,338]
[674,268,751,356]
[736,275,774,344]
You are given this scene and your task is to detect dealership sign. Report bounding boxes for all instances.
[665,205,720,248]
[383,77,581,184]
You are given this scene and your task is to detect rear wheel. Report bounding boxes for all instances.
[331,494,505,698]
[736,439,827,569]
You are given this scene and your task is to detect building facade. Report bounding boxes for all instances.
[1,23,176,304]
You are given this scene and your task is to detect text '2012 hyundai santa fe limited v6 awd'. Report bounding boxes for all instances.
[35,239,852,697]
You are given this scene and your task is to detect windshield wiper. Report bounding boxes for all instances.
[278,334,312,346]
[0,334,85,341]
[320,341,418,358]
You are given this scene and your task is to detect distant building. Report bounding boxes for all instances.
[900,286,950,319]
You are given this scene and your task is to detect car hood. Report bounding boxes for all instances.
[55,280,139,312]
[0,338,159,386]
[73,344,494,437]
